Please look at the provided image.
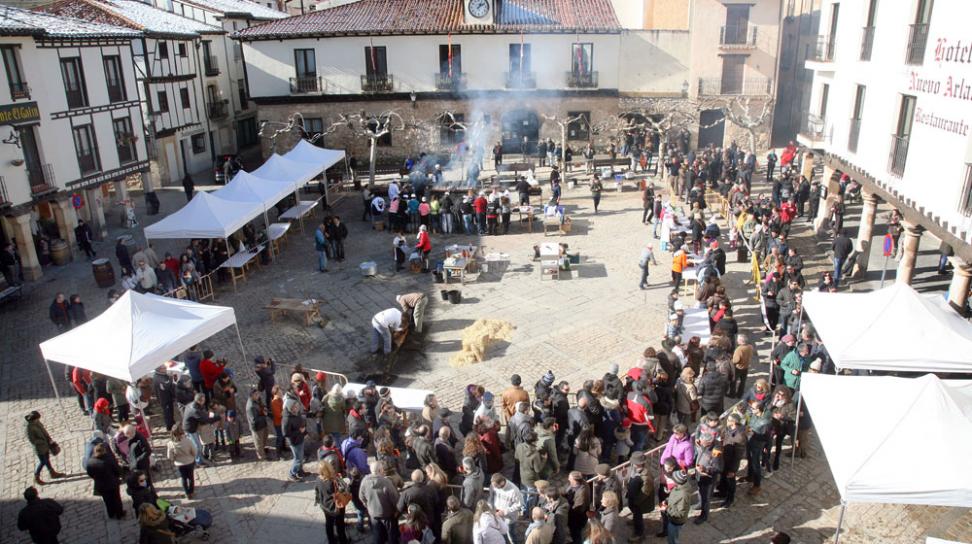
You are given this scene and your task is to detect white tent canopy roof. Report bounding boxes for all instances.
[251,152,322,191]
[213,170,295,209]
[39,291,237,383]
[802,373,972,507]
[802,282,972,373]
[283,139,345,172]
[144,190,265,240]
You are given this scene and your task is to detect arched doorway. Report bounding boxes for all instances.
[501,109,539,154]
[698,109,726,149]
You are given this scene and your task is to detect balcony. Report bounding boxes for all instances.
[888,134,910,177]
[906,23,929,65]
[566,71,598,89]
[848,119,862,153]
[809,35,836,62]
[27,164,56,196]
[860,26,875,61]
[9,81,29,100]
[0,176,8,208]
[204,55,219,76]
[361,74,394,93]
[798,113,830,148]
[435,72,467,91]
[207,99,228,120]
[290,75,323,94]
[77,150,100,175]
[720,24,757,48]
[697,77,772,96]
[505,71,536,89]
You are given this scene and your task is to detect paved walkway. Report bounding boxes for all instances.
[1,171,969,544]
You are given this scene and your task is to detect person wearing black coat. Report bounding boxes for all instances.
[115,239,133,273]
[74,219,96,259]
[152,367,177,431]
[126,470,159,517]
[17,486,63,544]
[126,428,153,483]
[327,216,348,261]
[48,294,70,331]
[397,471,441,539]
[67,295,87,326]
[86,443,125,519]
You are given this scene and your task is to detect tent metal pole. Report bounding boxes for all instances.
[792,390,802,466]
[263,209,275,262]
[42,358,68,428]
[834,501,847,544]
[234,323,247,364]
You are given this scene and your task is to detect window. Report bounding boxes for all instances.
[60,57,88,108]
[191,133,206,154]
[1,46,28,99]
[438,44,461,75]
[238,79,248,110]
[508,43,532,73]
[861,0,877,61]
[113,117,136,164]
[724,4,751,44]
[237,117,258,148]
[103,55,126,103]
[158,41,169,59]
[720,55,746,94]
[178,43,187,57]
[959,164,972,215]
[889,94,915,175]
[303,117,324,146]
[571,43,593,75]
[72,124,100,174]
[567,112,590,141]
[180,87,191,109]
[364,46,387,77]
[907,0,934,64]
[294,48,316,77]
[157,90,169,113]
[202,41,217,75]
[848,84,866,152]
[439,113,465,145]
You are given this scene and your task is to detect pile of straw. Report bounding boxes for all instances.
[450,319,515,367]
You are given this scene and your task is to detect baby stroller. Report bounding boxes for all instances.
[167,504,213,541]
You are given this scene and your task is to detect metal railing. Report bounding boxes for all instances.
[290,75,323,94]
[888,134,910,176]
[78,149,100,175]
[434,72,467,91]
[204,55,219,76]
[505,71,536,89]
[860,26,875,61]
[159,270,215,302]
[697,77,772,96]
[906,23,929,65]
[801,113,827,137]
[207,100,228,120]
[361,74,394,92]
[809,34,835,62]
[9,81,29,99]
[720,24,757,46]
[0,176,8,207]
[28,163,56,195]
[848,118,862,153]
[566,70,598,88]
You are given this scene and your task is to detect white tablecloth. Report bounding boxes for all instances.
[220,245,264,268]
[269,222,291,241]
[279,199,321,220]
[682,307,711,345]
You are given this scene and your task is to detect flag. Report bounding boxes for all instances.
[369,37,376,74]
[447,33,453,78]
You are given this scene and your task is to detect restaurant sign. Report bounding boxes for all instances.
[0,101,40,126]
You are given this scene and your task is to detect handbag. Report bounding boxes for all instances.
[332,478,352,509]
[49,441,61,456]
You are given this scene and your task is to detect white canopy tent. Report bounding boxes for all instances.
[284,140,346,204]
[801,373,972,542]
[39,292,243,417]
[213,171,297,260]
[144,190,265,240]
[802,282,972,373]
[251,152,322,192]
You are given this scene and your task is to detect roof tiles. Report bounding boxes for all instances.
[39,0,223,37]
[0,4,139,37]
[237,0,620,39]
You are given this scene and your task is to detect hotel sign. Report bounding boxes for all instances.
[0,101,40,126]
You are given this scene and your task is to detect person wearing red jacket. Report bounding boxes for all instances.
[71,367,94,415]
[199,350,224,401]
[472,192,488,234]
[415,225,432,272]
[779,198,797,230]
[625,382,656,452]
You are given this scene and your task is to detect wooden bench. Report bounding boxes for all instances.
[0,285,23,304]
[264,297,322,326]
[496,162,534,179]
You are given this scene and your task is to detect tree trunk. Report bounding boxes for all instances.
[747,128,758,155]
[368,137,377,187]
[560,125,567,171]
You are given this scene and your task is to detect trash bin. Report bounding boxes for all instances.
[447,290,462,304]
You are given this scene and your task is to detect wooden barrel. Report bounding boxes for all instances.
[92,258,115,287]
[50,239,70,265]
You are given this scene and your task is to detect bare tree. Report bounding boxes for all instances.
[325,110,406,187]
[541,112,589,170]
[713,96,775,153]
